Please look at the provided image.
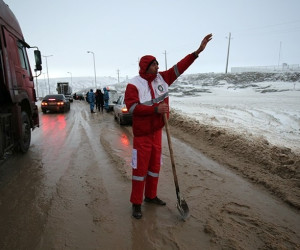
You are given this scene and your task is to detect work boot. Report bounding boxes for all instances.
[144,196,166,206]
[132,204,142,219]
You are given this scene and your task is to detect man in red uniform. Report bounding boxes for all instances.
[125,34,212,219]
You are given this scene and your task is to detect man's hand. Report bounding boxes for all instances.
[157,103,169,114]
[195,33,213,55]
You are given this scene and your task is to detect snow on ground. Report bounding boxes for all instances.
[169,73,300,154]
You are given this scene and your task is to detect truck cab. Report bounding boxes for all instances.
[0,0,42,158]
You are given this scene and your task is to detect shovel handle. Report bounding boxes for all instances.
[163,114,180,194]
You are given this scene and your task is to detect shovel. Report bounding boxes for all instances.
[163,113,189,220]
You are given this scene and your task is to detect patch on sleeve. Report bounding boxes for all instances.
[131,149,137,169]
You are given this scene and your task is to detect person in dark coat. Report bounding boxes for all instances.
[95,89,104,113]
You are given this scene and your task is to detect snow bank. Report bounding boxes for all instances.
[169,72,300,154]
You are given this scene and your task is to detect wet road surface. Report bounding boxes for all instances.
[0,101,299,249]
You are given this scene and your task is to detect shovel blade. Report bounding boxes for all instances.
[176,198,189,220]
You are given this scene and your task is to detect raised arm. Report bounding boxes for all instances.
[194,33,213,56]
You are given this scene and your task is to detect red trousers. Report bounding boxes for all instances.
[130,129,162,204]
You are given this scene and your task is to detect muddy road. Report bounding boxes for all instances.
[0,101,299,249]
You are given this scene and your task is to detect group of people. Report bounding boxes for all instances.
[86,88,110,113]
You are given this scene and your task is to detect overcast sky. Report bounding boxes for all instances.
[4,0,300,79]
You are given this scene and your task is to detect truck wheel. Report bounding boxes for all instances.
[19,111,31,153]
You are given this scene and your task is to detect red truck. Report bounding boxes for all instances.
[0,0,42,158]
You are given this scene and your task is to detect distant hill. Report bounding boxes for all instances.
[178,72,300,85]
[36,76,128,97]
[36,72,300,98]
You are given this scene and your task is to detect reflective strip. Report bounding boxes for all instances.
[148,171,159,178]
[141,92,169,106]
[129,103,138,114]
[132,175,146,181]
[173,64,180,77]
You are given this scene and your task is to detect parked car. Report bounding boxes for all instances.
[41,94,70,114]
[74,93,84,100]
[65,94,73,102]
[113,94,132,125]
[108,89,120,112]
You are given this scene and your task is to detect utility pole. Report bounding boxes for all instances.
[225,32,232,74]
[42,55,53,94]
[35,70,39,99]
[278,41,282,66]
[117,69,120,83]
[43,73,47,97]
[67,72,73,87]
[87,51,97,89]
[163,50,167,70]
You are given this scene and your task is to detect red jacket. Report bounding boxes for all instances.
[125,53,198,137]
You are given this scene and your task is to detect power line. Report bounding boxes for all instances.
[235,19,300,33]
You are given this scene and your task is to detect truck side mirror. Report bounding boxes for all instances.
[34,50,42,71]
